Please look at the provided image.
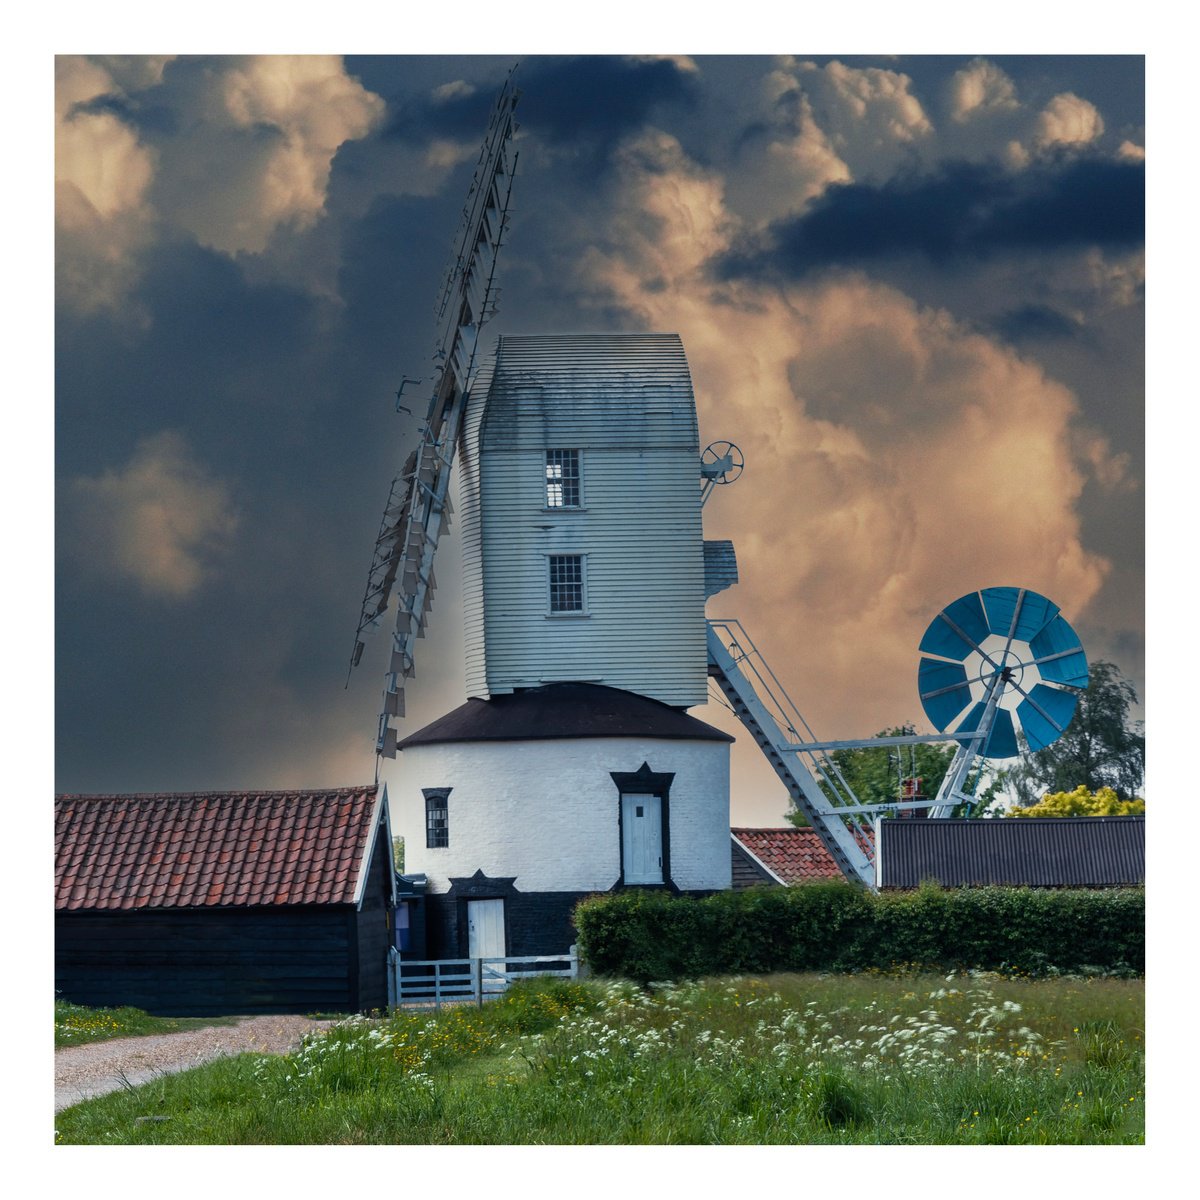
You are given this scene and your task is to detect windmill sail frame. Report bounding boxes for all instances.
[350,70,521,758]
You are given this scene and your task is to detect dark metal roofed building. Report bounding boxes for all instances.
[55,787,396,1015]
[876,816,1145,889]
[399,682,735,748]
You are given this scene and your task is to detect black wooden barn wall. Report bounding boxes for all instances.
[55,816,396,1016]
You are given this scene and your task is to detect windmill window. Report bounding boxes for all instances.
[548,554,585,613]
[423,788,450,848]
[545,450,581,508]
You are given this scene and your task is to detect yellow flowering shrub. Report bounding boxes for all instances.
[1008,785,1145,818]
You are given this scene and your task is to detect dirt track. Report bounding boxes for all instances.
[55,1014,334,1112]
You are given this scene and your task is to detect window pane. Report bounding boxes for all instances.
[424,790,449,848]
[549,554,584,612]
[546,450,579,507]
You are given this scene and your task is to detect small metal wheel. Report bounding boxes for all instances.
[701,440,744,484]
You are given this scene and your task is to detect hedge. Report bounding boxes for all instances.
[573,883,1144,983]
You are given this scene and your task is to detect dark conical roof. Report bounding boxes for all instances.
[398,683,734,749]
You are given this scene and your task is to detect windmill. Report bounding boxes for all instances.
[353,77,1092,971]
[349,69,520,759]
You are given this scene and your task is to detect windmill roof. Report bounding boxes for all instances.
[479,332,699,450]
[730,827,846,884]
[399,683,734,748]
[55,786,382,911]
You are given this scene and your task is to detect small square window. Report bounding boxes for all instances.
[549,554,585,613]
[424,788,450,848]
[545,450,580,508]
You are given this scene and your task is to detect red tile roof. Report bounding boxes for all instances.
[55,787,380,911]
[731,827,845,884]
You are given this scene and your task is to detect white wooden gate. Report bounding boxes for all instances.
[387,949,578,1010]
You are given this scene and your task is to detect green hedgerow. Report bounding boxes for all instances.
[574,884,1143,983]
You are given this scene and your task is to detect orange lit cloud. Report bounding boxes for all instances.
[55,56,157,314]
[948,59,1020,123]
[579,129,1113,744]
[1035,93,1105,151]
[64,433,239,599]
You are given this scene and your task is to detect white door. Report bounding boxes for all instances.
[468,898,506,959]
[468,898,507,993]
[622,793,664,884]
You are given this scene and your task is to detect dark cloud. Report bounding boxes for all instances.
[515,57,697,145]
[717,157,1144,281]
[990,304,1083,343]
[55,229,426,792]
[379,56,695,152]
[68,92,134,121]
[68,89,180,138]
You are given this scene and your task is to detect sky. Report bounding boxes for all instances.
[53,51,1145,828]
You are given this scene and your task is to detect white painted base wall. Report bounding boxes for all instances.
[397,736,731,895]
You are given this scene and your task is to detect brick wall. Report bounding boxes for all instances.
[396,736,732,895]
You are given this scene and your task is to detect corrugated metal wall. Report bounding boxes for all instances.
[877,816,1145,888]
[459,333,707,707]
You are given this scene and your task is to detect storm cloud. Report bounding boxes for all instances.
[54,55,1144,826]
[717,156,1145,281]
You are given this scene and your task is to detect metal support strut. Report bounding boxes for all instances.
[707,618,995,888]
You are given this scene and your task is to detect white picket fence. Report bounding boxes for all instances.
[387,948,578,1010]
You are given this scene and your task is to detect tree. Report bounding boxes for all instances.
[392,836,405,873]
[1007,785,1144,818]
[1004,660,1145,806]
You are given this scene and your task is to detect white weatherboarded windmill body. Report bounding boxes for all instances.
[351,77,1091,963]
[395,332,738,958]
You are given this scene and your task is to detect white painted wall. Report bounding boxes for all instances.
[397,736,731,894]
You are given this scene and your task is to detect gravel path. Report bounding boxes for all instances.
[55,1015,336,1112]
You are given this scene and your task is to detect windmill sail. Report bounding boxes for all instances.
[351,71,520,757]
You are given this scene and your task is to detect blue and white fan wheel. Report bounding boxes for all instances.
[918,587,1088,760]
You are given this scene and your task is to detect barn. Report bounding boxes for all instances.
[55,786,396,1016]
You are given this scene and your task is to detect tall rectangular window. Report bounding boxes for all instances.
[548,554,584,613]
[545,450,580,508]
[423,788,450,848]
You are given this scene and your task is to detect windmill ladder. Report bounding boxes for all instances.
[706,619,877,887]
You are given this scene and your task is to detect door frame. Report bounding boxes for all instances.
[611,763,675,890]
[620,792,664,885]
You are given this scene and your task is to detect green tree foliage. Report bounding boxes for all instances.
[1007,785,1145,818]
[1005,661,1145,806]
[392,836,405,873]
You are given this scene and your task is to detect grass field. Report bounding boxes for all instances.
[54,972,1143,1144]
[54,999,237,1048]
